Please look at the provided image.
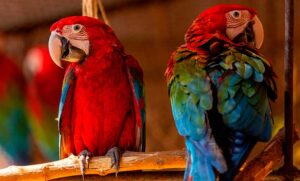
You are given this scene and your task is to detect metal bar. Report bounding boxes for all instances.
[283,0,294,169]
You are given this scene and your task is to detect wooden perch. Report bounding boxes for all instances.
[0,150,186,181]
[0,127,297,181]
[235,127,299,181]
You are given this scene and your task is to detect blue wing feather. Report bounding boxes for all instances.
[57,68,74,129]
[125,55,146,152]
[211,48,275,180]
[57,66,75,158]
[168,47,228,181]
[168,45,276,181]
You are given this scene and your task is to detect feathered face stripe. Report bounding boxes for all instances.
[62,25,89,41]
[226,10,251,28]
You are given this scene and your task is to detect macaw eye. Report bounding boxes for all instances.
[72,24,82,32]
[230,10,241,19]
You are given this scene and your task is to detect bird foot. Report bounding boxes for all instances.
[106,147,122,176]
[78,149,92,180]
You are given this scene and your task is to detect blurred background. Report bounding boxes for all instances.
[0,0,299,169]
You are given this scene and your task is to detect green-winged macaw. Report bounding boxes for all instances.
[165,4,277,181]
[48,16,145,177]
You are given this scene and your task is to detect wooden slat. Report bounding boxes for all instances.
[0,150,186,181]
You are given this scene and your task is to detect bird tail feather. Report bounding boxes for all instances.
[220,131,256,181]
[184,130,228,181]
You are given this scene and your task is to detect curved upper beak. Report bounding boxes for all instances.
[252,15,264,49]
[48,31,64,68]
[49,30,88,68]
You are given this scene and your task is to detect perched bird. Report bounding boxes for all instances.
[165,4,277,181]
[24,46,64,161]
[0,52,30,167]
[48,16,145,176]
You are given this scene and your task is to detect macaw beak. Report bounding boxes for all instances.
[48,31,66,68]
[48,31,87,68]
[226,15,264,49]
[252,15,264,49]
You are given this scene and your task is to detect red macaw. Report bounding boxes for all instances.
[48,16,145,176]
[165,4,277,181]
[24,46,64,161]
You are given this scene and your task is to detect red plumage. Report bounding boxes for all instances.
[185,4,256,49]
[0,52,25,98]
[50,16,144,158]
[70,47,137,156]
[167,4,259,81]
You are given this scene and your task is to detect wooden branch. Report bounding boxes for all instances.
[235,127,299,181]
[53,171,184,181]
[0,127,297,180]
[0,150,186,181]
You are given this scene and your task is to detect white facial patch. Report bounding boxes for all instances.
[225,10,251,40]
[69,39,90,56]
[226,24,248,40]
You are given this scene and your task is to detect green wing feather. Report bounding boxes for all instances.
[167,46,228,177]
[168,46,212,140]
[211,47,276,141]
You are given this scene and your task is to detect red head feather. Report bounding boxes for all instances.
[50,16,107,32]
[50,16,121,48]
[185,4,257,49]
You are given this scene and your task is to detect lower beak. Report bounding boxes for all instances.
[48,31,64,68]
[252,15,264,49]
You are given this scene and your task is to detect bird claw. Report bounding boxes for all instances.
[106,147,121,176]
[86,155,90,169]
[78,149,92,180]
